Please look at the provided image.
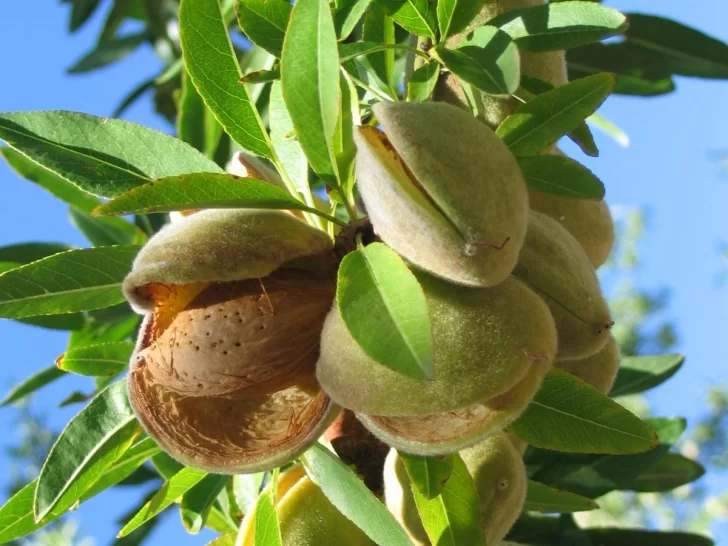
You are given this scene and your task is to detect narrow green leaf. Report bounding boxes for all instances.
[179,0,273,158]
[529,417,686,498]
[524,480,599,513]
[233,473,265,515]
[609,354,685,397]
[95,173,310,216]
[434,27,519,97]
[80,437,161,501]
[181,475,231,534]
[152,452,185,480]
[69,0,102,32]
[568,121,599,158]
[0,482,51,543]
[56,341,134,377]
[0,366,67,407]
[510,369,657,454]
[281,0,340,178]
[206,506,239,535]
[117,467,210,537]
[363,4,395,89]
[59,391,91,408]
[489,1,627,52]
[0,242,74,264]
[625,13,728,79]
[518,76,598,157]
[334,0,373,40]
[0,433,164,544]
[269,82,308,192]
[0,245,140,319]
[407,62,441,102]
[69,208,145,247]
[337,243,433,380]
[333,72,358,195]
[178,69,223,159]
[113,78,156,119]
[1,147,99,211]
[567,43,676,97]
[623,453,705,493]
[377,0,436,40]
[0,243,88,330]
[253,491,283,546]
[410,454,485,546]
[68,32,148,74]
[400,453,454,500]
[98,0,146,42]
[587,112,629,147]
[517,155,604,199]
[300,444,413,546]
[0,111,222,198]
[16,313,87,331]
[236,0,291,58]
[584,529,713,546]
[497,73,614,156]
[437,0,484,40]
[34,380,138,521]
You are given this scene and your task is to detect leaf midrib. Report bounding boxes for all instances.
[502,78,611,152]
[0,122,149,184]
[529,398,653,443]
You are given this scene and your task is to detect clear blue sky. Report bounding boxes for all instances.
[0,1,727,545]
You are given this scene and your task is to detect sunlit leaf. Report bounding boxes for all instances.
[510,369,657,454]
[0,112,222,197]
[179,0,273,158]
[236,0,291,58]
[517,154,604,199]
[95,173,309,216]
[300,444,412,546]
[34,380,138,520]
[410,454,485,546]
[0,366,67,407]
[489,2,627,52]
[497,73,613,156]
[118,467,210,537]
[337,243,433,379]
[609,354,685,397]
[56,341,134,377]
[281,0,340,178]
[434,26,519,97]
[0,245,140,319]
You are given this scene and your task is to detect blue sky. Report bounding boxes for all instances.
[0,1,727,545]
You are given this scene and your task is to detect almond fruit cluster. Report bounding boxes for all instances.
[121,0,620,542]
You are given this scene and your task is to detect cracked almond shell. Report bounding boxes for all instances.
[355,101,528,287]
[317,272,556,418]
[125,209,339,473]
[384,432,527,546]
[514,211,613,360]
